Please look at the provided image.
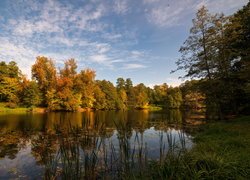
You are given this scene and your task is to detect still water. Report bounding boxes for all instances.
[0,110,195,179]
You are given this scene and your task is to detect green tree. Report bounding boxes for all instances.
[125,78,135,107]
[117,89,127,109]
[152,83,168,105]
[116,78,127,109]
[93,85,107,110]
[0,61,22,106]
[0,61,21,79]
[0,77,21,106]
[22,81,42,107]
[96,80,121,110]
[180,80,205,109]
[174,6,235,118]
[133,83,149,108]
[125,78,133,91]
[166,87,183,109]
[116,77,126,91]
[175,6,215,80]
[226,2,250,114]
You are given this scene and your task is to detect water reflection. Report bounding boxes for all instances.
[0,110,193,179]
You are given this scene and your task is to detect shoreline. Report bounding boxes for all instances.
[0,105,164,114]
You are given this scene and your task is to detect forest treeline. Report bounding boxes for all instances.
[0,58,196,111]
[173,3,250,119]
[0,3,249,117]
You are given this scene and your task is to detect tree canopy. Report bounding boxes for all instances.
[174,3,250,118]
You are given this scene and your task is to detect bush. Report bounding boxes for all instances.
[5,102,18,109]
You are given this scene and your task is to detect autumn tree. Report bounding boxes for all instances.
[31,56,57,106]
[48,77,81,111]
[47,59,81,111]
[75,68,96,108]
[59,59,77,78]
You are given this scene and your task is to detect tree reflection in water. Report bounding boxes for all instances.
[0,110,194,179]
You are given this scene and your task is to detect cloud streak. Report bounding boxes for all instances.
[122,63,147,70]
[144,0,248,28]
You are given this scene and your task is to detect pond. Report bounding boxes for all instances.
[0,110,198,179]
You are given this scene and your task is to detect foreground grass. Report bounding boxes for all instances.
[145,116,250,179]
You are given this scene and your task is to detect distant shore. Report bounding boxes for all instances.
[0,103,164,113]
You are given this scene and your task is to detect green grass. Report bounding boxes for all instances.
[134,104,163,111]
[148,116,250,179]
[147,105,163,111]
[0,103,28,113]
[0,103,46,113]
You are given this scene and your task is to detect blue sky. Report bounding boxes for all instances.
[0,0,248,87]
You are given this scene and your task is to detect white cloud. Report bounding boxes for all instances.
[196,0,248,13]
[102,33,122,41]
[9,0,107,38]
[0,38,38,78]
[131,50,144,58]
[89,54,109,63]
[148,6,183,27]
[95,43,111,53]
[113,0,129,15]
[145,0,196,28]
[50,36,76,47]
[122,63,147,70]
[143,0,160,4]
[89,53,127,68]
[13,20,62,36]
[144,0,248,28]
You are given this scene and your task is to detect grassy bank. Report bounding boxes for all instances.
[0,103,46,113]
[0,103,28,113]
[0,102,163,113]
[146,116,250,179]
[133,104,163,111]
